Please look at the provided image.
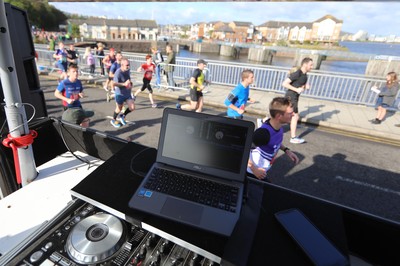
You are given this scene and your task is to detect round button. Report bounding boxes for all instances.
[44,242,53,250]
[30,250,43,263]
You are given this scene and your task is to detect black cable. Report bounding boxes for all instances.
[57,120,92,169]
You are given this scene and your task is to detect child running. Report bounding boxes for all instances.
[133,54,157,108]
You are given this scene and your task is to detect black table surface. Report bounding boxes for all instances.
[71,142,350,265]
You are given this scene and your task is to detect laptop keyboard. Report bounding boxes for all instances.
[144,167,239,213]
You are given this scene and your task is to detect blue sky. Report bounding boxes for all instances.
[49,2,400,36]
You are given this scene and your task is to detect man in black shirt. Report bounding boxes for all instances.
[282,57,313,144]
[66,44,79,66]
[177,59,208,112]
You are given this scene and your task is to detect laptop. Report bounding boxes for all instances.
[128,108,254,236]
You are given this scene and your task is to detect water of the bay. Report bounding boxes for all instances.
[177,41,400,75]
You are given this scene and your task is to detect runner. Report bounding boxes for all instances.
[110,58,135,128]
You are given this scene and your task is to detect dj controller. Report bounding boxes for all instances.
[11,200,219,266]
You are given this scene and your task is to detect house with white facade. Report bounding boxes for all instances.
[311,15,342,43]
[256,14,342,44]
[69,18,158,40]
[257,21,309,42]
[190,21,223,40]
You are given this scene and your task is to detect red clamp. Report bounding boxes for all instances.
[2,130,38,185]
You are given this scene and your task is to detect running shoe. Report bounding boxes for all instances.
[290,137,305,144]
[110,119,121,128]
[119,115,127,126]
[371,119,381,124]
[152,103,158,108]
[132,95,136,101]
[103,86,108,91]
[176,103,181,109]
[106,92,111,102]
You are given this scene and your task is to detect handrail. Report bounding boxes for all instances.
[35,45,399,110]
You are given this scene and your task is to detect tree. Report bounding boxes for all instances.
[70,24,80,38]
[5,0,67,31]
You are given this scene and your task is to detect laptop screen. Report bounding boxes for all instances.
[157,108,254,182]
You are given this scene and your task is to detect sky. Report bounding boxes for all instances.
[49,2,400,37]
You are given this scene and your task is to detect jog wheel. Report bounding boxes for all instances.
[66,213,126,264]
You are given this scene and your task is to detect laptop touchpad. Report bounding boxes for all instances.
[161,198,203,224]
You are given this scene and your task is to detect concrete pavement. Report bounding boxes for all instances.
[145,78,400,143]
[66,72,400,143]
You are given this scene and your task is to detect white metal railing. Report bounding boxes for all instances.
[35,45,399,110]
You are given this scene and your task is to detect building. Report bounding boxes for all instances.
[288,22,313,43]
[190,21,254,43]
[311,15,343,43]
[159,24,190,39]
[352,30,368,41]
[212,23,235,42]
[256,14,342,44]
[69,18,158,40]
[257,21,309,42]
[190,21,223,40]
[228,21,254,43]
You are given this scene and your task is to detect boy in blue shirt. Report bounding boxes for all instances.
[55,63,94,127]
[224,69,255,119]
[54,63,84,110]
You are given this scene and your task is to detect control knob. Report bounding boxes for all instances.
[149,251,161,266]
[189,254,203,266]
[159,240,172,254]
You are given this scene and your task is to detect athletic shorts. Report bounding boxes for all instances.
[141,78,153,93]
[285,90,300,113]
[190,89,203,102]
[57,62,68,72]
[115,94,133,105]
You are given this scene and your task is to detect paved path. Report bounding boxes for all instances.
[53,71,400,143]
[157,83,400,143]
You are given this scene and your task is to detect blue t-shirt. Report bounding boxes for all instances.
[113,68,131,97]
[55,48,67,64]
[57,79,83,108]
[110,61,121,74]
[224,83,249,117]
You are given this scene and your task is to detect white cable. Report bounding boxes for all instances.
[7,102,37,134]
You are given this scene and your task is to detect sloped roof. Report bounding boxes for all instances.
[214,25,235,33]
[257,21,312,29]
[232,21,253,27]
[135,19,158,28]
[69,18,157,28]
[314,14,343,23]
[209,21,223,25]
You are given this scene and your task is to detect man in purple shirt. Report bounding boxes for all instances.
[247,97,300,182]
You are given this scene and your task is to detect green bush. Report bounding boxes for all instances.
[276,39,288,47]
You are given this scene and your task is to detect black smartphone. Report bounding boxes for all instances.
[275,208,349,266]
